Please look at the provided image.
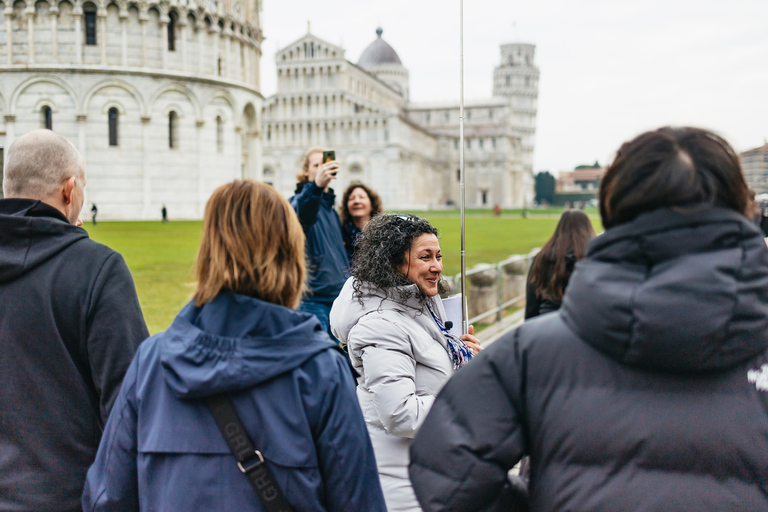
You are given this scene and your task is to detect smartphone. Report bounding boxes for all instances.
[322,150,336,164]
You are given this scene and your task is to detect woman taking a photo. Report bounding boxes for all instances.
[525,209,595,319]
[339,182,384,261]
[83,180,385,511]
[330,214,481,512]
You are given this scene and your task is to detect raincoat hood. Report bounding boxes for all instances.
[561,206,768,374]
[0,199,87,284]
[161,292,339,398]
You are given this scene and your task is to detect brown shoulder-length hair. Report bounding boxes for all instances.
[339,182,384,226]
[599,126,751,229]
[529,209,595,301]
[193,180,306,309]
[295,146,327,183]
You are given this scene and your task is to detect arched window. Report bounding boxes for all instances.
[350,164,362,175]
[108,108,118,146]
[168,13,176,51]
[84,4,97,45]
[263,166,274,177]
[217,57,222,76]
[42,106,53,130]
[216,116,223,152]
[169,111,178,149]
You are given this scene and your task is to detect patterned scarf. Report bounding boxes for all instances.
[426,303,473,370]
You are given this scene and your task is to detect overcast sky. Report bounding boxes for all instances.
[261,0,768,174]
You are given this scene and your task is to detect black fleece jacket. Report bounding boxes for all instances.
[0,199,148,512]
[409,206,768,511]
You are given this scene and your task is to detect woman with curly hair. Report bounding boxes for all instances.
[330,214,482,512]
[339,182,384,261]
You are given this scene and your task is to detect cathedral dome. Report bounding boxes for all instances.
[358,28,403,67]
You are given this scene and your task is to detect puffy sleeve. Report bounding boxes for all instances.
[351,316,435,438]
[408,329,528,511]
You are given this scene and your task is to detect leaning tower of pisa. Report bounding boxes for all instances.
[0,0,264,219]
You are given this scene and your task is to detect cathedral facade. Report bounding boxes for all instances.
[261,28,539,210]
[0,0,264,219]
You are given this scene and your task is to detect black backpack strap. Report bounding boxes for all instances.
[205,395,295,512]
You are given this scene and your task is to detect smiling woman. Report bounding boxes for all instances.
[330,214,480,511]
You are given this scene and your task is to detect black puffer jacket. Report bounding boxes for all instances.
[409,207,768,511]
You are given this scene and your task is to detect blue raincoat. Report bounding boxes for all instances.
[83,292,385,511]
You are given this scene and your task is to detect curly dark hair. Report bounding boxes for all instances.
[339,182,384,227]
[352,214,447,306]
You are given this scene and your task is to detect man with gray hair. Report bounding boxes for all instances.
[0,130,149,511]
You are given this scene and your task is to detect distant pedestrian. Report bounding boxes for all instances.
[339,182,384,262]
[91,203,98,225]
[83,179,386,512]
[0,129,148,511]
[409,126,768,511]
[161,204,168,223]
[525,209,595,320]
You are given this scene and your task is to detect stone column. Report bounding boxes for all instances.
[4,8,13,64]
[159,13,169,70]
[77,114,87,209]
[73,7,82,65]
[242,40,249,84]
[141,115,151,217]
[235,126,243,179]
[25,6,34,65]
[196,19,205,74]
[210,23,220,75]
[223,26,232,79]
[179,17,187,72]
[119,9,128,66]
[467,264,498,321]
[4,115,16,149]
[502,257,528,308]
[139,12,147,67]
[50,6,59,61]
[196,119,204,216]
[98,8,106,65]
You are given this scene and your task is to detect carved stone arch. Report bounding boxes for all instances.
[149,83,202,119]
[101,99,127,115]
[33,98,58,113]
[10,75,78,116]
[205,89,237,115]
[82,79,147,116]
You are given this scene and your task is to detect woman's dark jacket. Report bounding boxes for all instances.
[409,207,768,511]
[83,292,386,511]
[524,252,577,319]
[341,221,361,262]
[290,182,349,301]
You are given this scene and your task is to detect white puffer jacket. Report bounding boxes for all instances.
[330,278,455,512]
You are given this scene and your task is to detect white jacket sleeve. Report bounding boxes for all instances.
[351,316,435,438]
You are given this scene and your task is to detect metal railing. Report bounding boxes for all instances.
[448,249,540,326]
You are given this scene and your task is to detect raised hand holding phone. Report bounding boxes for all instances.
[315,150,339,190]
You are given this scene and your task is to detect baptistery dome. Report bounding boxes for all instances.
[357,27,409,100]
[0,0,265,219]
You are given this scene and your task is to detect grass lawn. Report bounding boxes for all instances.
[84,208,602,334]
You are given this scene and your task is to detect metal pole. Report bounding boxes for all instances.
[459,0,468,335]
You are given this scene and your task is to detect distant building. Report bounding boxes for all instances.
[555,163,605,194]
[261,27,539,209]
[741,143,768,195]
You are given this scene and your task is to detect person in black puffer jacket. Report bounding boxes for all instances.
[525,209,595,320]
[409,126,768,512]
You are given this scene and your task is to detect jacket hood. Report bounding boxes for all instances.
[0,199,87,283]
[331,277,439,345]
[161,292,338,398]
[561,206,768,374]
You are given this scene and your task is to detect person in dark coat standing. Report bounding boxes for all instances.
[339,182,384,262]
[0,130,148,512]
[290,147,349,337]
[83,179,385,512]
[525,209,595,319]
[91,203,98,225]
[409,126,768,511]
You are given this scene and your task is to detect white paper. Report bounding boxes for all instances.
[441,293,464,337]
